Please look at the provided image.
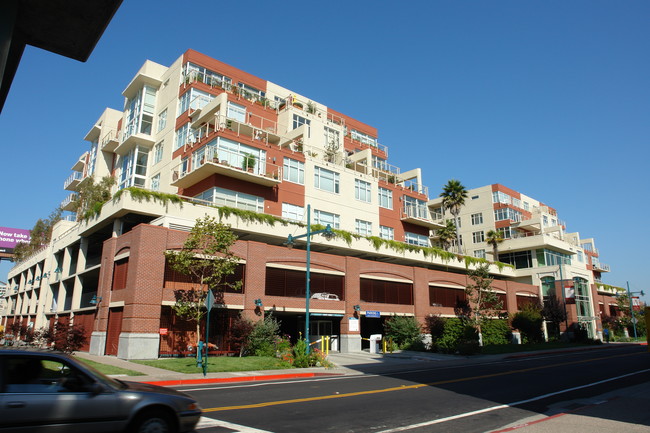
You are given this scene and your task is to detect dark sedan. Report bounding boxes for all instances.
[0,349,201,432]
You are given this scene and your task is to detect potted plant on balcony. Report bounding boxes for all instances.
[243,153,257,172]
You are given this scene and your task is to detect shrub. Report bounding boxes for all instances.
[511,304,544,343]
[383,315,423,350]
[291,340,332,368]
[231,315,255,356]
[247,315,280,356]
[481,319,511,345]
[431,318,475,353]
[48,323,87,354]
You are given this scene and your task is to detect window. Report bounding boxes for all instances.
[314,167,339,193]
[474,249,486,258]
[292,114,311,134]
[537,249,571,267]
[119,146,149,189]
[157,108,167,132]
[492,191,511,204]
[355,179,371,202]
[324,126,340,149]
[471,213,483,225]
[379,225,394,240]
[153,141,164,165]
[151,173,160,191]
[405,232,428,247]
[283,158,304,184]
[175,123,195,150]
[523,201,530,211]
[124,85,157,139]
[355,219,372,236]
[429,286,466,308]
[265,267,344,300]
[378,187,392,209]
[494,207,522,222]
[543,215,549,226]
[183,62,232,89]
[238,83,265,101]
[577,250,584,262]
[498,251,533,269]
[403,196,428,219]
[227,101,246,123]
[360,278,413,305]
[512,198,521,209]
[313,209,340,228]
[472,231,485,243]
[178,88,212,116]
[282,203,304,222]
[195,187,263,212]
[350,130,377,147]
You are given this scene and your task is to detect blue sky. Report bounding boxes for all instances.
[1,1,648,301]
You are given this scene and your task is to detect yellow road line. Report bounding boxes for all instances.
[203,351,643,412]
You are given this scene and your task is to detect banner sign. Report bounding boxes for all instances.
[366,310,381,318]
[0,227,30,254]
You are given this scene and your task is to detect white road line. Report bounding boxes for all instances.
[374,368,650,432]
[196,416,274,432]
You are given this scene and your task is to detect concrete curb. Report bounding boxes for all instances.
[142,372,341,386]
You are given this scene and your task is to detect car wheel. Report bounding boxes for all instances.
[131,410,177,433]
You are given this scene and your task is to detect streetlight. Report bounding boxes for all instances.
[284,204,335,354]
[625,282,645,340]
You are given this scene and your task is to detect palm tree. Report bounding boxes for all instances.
[485,229,504,261]
[436,220,457,251]
[440,179,468,254]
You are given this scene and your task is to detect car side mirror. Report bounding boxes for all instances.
[89,382,104,396]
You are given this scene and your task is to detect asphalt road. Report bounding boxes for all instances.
[179,345,650,433]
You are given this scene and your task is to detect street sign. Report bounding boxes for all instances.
[631,317,638,324]
[366,310,381,318]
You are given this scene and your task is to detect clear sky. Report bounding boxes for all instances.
[1,1,648,301]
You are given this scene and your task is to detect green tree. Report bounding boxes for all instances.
[435,220,457,251]
[541,292,567,340]
[72,175,115,220]
[164,216,241,357]
[440,179,467,254]
[512,303,544,343]
[465,264,503,346]
[485,229,504,261]
[12,207,62,261]
[384,315,423,350]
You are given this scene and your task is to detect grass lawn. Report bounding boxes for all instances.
[131,356,293,374]
[75,357,144,376]
[479,341,600,355]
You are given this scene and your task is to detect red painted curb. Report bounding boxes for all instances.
[143,372,338,386]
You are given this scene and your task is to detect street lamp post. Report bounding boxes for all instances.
[626,282,645,340]
[284,204,334,354]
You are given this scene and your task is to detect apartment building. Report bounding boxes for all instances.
[3,50,579,358]
[429,184,619,338]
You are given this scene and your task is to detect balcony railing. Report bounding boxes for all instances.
[63,171,83,190]
[191,113,281,148]
[401,204,444,228]
[101,129,119,152]
[60,193,78,211]
[171,145,282,189]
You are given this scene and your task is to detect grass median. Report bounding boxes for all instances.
[131,356,294,374]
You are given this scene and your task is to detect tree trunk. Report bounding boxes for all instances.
[452,211,462,254]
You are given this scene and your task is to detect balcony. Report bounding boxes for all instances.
[501,232,575,255]
[401,204,445,229]
[592,262,610,272]
[64,171,83,191]
[101,129,119,152]
[190,109,281,148]
[60,193,78,211]
[71,152,87,172]
[171,145,282,189]
[114,130,155,156]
